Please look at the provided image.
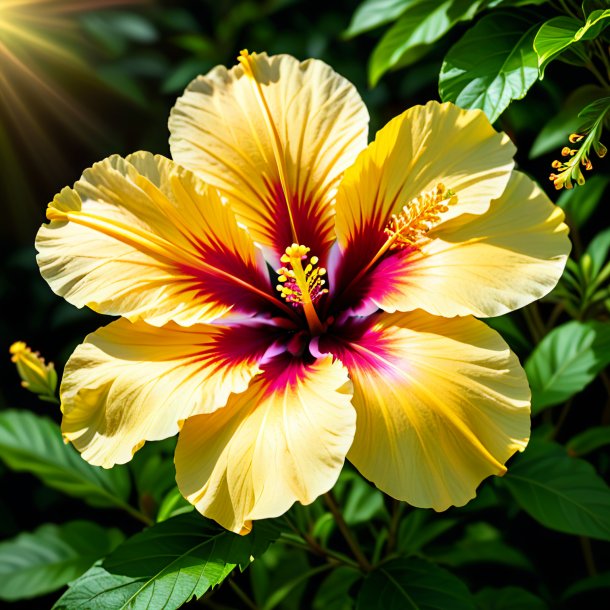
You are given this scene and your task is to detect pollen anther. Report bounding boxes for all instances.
[276,244,328,307]
[384,183,457,251]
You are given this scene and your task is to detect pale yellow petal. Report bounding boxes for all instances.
[370,171,571,317]
[61,318,270,467]
[335,101,515,251]
[175,355,355,534]
[321,311,530,510]
[36,152,273,327]
[169,51,369,261]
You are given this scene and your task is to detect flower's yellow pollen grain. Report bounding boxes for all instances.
[384,183,457,251]
[276,244,327,335]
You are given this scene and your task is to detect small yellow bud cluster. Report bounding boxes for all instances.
[9,342,58,403]
[550,132,607,190]
[384,183,457,250]
[276,244,328,307]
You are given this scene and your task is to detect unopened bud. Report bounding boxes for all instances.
[9,342,58,403]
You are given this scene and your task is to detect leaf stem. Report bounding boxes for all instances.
[580,536,598,576]
[228,579,259,610]
[324,491,372,572]
[117,500,154,526]
[385,499,404,554]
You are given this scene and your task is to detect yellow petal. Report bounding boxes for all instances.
[36,151,274,327]
[335,101,515,248]
[61,318,270,467]
[332,102,515,310]
[175,355,355,534]
[320,311,530,510]
[367,171,571,317]
[169,51,369,262]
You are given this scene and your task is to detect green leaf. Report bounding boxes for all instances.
[356,557,475,609]
[54,514,278,610]
[343,0,415,38]
[429,523,533,571]
[313,567,362,610]
[250,544,310,610]
[0,522,123,601]
[156,487,194,522]
[562,572,610,599]
[475,586,548,610]
[369,0,483,86]
[557,174,609,228]
[397,509,457,553]
[439,14,539,122]
[567,426,610,457]
[334,471,386,526]
[524,321,610,413]
[534,10,610,77]
[502,439,610,541]
[584,226,610,278]
[0,410,131,509]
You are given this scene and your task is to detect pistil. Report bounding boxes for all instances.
[276,244,327,335]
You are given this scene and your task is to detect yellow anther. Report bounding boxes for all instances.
[276,244,327,335]
[384,184,457,251]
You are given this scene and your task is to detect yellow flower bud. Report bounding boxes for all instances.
[9,342,58,403]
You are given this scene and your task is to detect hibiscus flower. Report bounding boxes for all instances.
[36,51,570,534]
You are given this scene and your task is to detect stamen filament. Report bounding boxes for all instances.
[277,244,327,335]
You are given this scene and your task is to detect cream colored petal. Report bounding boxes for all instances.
[332,102,515,310]
[367,171,571,317]
[175,355,355,534]
[36,151,274,327]
[169,51,369,261]
[61,318,271,467]
[335,101,515,248]
[320,311,530,510]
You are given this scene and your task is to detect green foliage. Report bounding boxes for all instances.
[53,514,279,610]
[368,0,483,86]
[475,587,548,610]
[525,321,610,412]
[0,522,123,601]
[4,0,610,608]
[567,426,610,456]
[0,410,131,510]
[356,557,475,609]
[439,13,539,122]
[534,10,610,77]
[503,439,610,540]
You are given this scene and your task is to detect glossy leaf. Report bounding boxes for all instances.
[53,514,279,610]
[534,10,610,76]
[0,521,123,601]
[344,0,415,38]
[369,0,482,86]
[503,439,610,541]
[356,557,475,609]
[439,14,538,122]
[525,321,610,413]
[0,410,131,509]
